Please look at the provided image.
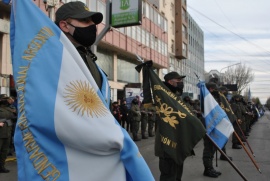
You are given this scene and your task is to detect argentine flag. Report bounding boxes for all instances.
[10,0,154,181]
[198,81,234,149]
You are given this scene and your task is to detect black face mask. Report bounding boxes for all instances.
[211,90,219,97]
[69,23,97,47]
[176,82,184,92]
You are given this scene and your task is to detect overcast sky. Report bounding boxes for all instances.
[187,0,270,104]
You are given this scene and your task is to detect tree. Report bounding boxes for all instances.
[225,63,254,94]
[266,97,270,110]
[252,97,261,107]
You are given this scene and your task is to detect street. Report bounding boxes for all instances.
[1,111,270,181]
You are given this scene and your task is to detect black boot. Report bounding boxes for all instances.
[148,132,155,137]
[232,144,242,149]
[220,147,233,161]
[220,154,233,161]
[142,133,148,139]
[203,167,221,178]
[0,167,10,173]
[132,133,141,141]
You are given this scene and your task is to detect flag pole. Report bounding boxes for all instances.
[233,131,262,173]
[206,134,248,181]
[235,120,255,156]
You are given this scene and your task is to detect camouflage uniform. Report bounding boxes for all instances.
[147,105,156,137]
[130,100,141,141]
[0,105,15,173]
[140,105,148,139]
[230,95,244,149]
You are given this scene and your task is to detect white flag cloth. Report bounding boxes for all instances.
[198,81,234,149]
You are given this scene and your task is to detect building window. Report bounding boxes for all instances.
[182,24,187,39]
[126,27,131,37]
[96,48,113,80]
[136,27,141,43]
[145,3,150,19]
[146,31,150,47]
[117,58,139,83]
[164,19,168,32]
[182,42,187,57]
[142,29,146,45]
[132,26,136,40]
[182,8,187,23]
[97,1,105,23]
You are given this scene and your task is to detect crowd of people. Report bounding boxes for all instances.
[182,81,262,178]
[111,97,157,142]
[109,73,264,180]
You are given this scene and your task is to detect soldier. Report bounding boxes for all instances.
[147,105,156,137]
[202,82,222,178]
[140,101,148,139]
[155,71,186,181]
[230,95,244,149]
[130,98,141,141]
[217,86,233,161]
[0,97,16,173]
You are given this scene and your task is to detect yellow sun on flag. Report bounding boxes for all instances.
[64,80,108,117]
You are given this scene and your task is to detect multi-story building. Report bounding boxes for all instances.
[0,0,205,101]
[0,2,12,96]
[183,13,204,99]
[160,0,204,99]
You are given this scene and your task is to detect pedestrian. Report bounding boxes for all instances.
[155,71,187,181]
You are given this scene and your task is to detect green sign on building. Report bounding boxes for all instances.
[111,0,142,28]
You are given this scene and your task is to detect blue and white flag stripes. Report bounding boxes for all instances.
[198,81,234,149]
[10,0,154,181]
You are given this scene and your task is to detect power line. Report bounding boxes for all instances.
[188,5,270,56]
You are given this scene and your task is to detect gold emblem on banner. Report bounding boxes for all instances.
[64,80,108,117]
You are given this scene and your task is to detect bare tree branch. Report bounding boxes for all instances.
[225,63,254,94]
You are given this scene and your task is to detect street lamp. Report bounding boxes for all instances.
[220,63,241,73]
[220,62,241,73]
[220,62,240,84]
